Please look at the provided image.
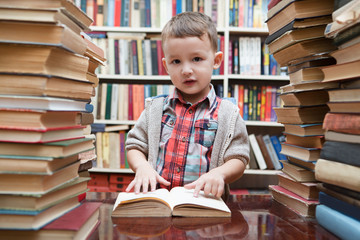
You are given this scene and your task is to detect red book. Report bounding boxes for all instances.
[267,0,282,10]
[156,40,166,75]
[109,183,128,192]
[132,84,144,121]
[42,202,101,238]
[265,86,272,122]
[238,84,244,117]
[109,173,133,184]
[114,0,121,27]
[88,173,109,186]
[128,84,133,120]
[219,35,225,75]
[323,113,360,134]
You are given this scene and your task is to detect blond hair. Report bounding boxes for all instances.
[161,12,218,52]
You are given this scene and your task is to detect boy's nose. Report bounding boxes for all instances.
[181,63,193,76]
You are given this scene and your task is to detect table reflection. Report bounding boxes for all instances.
[86,192,338,240]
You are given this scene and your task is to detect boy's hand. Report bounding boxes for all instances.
[125,164,170,194]
[184,169,225,198]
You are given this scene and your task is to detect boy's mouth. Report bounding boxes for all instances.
[183,79,196,85]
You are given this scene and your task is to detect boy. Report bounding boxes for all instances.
[125,12,249,199]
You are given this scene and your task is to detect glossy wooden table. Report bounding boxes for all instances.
[86,192,339,239]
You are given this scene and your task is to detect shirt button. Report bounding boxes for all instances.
[169,120,174,125]
[189,109,193,114]
[182,137,186,142]
[177,167,180,173]
[207,123,211,128]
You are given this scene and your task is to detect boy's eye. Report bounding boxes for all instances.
[193,57,202,62]
[171,59,180,64]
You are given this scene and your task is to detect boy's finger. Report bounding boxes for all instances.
[142,179,149,193]
[184,182,196,189]
[193,181,204,198]
[157,175,171,186]
[125,181,135,192]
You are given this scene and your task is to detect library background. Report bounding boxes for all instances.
[0,0,359,239]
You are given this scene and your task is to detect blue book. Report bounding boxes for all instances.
[176,0,182,14]
[270,135,287,160]
[316,204,360,240]
[319,192,360,221]
[107,0,115,27]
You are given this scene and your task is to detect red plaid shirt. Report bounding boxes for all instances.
[156,85,221,189]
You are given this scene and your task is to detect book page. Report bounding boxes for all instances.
[169,187,230,213]
[113,188,171,211]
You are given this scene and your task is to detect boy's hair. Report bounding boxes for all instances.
[161,12,218,52]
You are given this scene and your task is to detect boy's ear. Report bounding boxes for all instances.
[162,58,169,73]
[213,51,223,69]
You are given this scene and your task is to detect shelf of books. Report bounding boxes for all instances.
[82,0,289,189]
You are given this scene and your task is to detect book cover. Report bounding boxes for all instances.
[315,159,360,192]
[249,134,267,170]
[323,112,360,134]
[316,204,360,240]
[263,135,282,170]
[270,135,287,161]
[320,140,360,167]
[256,134,274,170]
[319,191,360,221]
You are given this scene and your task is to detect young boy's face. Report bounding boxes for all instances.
[162,35,223,104]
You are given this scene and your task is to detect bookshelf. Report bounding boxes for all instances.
[85,0,289,188]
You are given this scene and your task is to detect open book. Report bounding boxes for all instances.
[111,187,231,217]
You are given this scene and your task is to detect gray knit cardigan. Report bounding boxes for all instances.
[125,96,250,197]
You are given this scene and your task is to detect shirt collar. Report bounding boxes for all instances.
[169,84,217,106]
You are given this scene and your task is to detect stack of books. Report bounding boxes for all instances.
[265,0,337,217]
[0,0,103,237]
[313,1,360,238]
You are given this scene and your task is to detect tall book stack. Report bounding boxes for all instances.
[313,1,360,239]
[0,0,103,237]
[265,0,338,217]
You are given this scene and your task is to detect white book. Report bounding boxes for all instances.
[255,37,261,75]
[144,39,152,76]
[107,37,115,75]
[110,84,119,120]
[249,134,267,170]
[131,0,140,28]
[0,95,87,111]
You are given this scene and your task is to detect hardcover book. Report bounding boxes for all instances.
[269,185,318,217]
[0,42,89,82]
[315,159,360,192]
[319,191,360,221]
[280,160,316,182]
[279,90,329,107]
[320,140,360,167]
[278,172,319,200]
[0,137,94,158]
[316,204,360,240]
[266,0,334,35]
[280,143,321,162]
[273,105,329,124]
[112,187,231,217]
